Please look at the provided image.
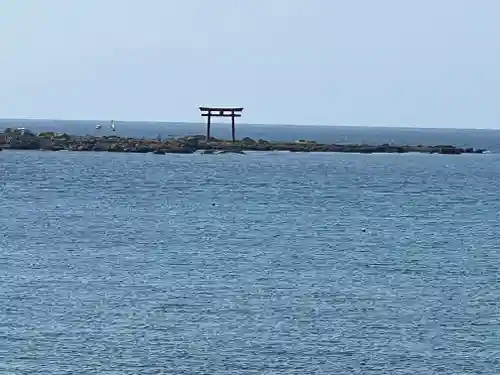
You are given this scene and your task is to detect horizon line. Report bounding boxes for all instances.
[0,117,499,131]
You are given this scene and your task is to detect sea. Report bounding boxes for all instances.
[1,120,500,374]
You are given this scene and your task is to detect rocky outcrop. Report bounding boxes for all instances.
[0,129,488,155]
[241,137,257,145]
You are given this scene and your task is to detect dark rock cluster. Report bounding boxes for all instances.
[0,128,487,155]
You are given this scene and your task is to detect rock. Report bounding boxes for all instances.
[48,146,65,151]
[54,132,70,140]
[253,145,272,151]
[37,132,56,138]
[241,137,256,145]
[4,127,36,136]
[178,137,201,148]
[164,147,195,154]
[136,145,152,153]
[178,135,205,141]
[107,143,125,152]
[217,150,246,154]
[438,147,462,155]
[0,131,487,155]
[8,140,40,150]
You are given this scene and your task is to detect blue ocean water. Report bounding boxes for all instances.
[1,121,500,374]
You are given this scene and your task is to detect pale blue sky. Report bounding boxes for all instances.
[0,0,499,127]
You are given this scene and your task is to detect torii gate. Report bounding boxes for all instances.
[199,107,244,142]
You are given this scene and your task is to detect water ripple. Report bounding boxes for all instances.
[1,150,499,374]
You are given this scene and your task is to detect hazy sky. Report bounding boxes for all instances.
[0,0,499,127]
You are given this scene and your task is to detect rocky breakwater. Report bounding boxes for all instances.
[0,129,197,154]
[186,136,486,155]
[0,128,488,155]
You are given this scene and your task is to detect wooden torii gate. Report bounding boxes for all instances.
[199,107,244,142]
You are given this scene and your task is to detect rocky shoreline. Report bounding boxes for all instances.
[0,129,488,155]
